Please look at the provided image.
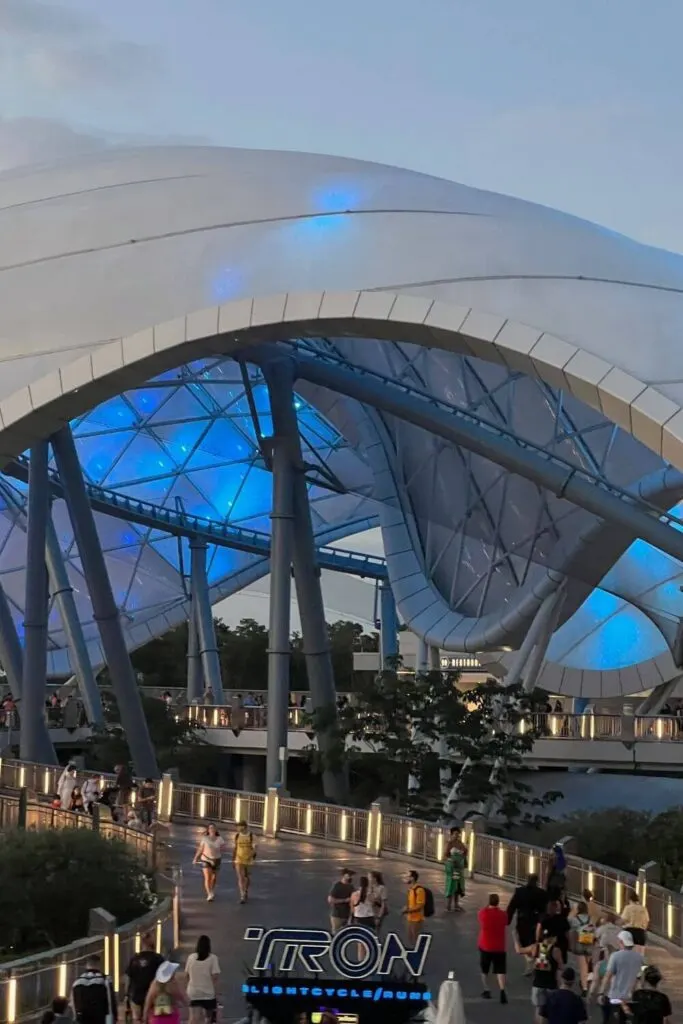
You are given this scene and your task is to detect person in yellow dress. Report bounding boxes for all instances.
[233,819,256,904]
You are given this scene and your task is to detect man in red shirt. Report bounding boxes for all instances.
[478,892,508,1004]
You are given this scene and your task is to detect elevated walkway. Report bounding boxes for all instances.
[2,759,683,1024]
[186,706,683,772]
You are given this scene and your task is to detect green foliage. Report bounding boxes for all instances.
[306,665,560,826]
[84,693,216,779]
[0,828,154,956]
[534,806,683,888]
[128,616,378,694]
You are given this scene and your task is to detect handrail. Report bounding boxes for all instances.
[0,783,177,1023]
[3,757,681,971]
[184,704,683,744]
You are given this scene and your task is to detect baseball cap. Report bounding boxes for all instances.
[618,930,634,947]
[155,962,180,984]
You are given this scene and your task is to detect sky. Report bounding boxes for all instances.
[3,0,683,626]
[2,0,683,251]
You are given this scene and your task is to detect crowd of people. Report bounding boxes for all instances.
[0,690,87,730]
[52,761,156,829]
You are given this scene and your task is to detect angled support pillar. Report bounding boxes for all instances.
[264,435,294,790]
[189,539,224,703]
[0,583,23,698]
[20,441,57,764]
[51,426,158,778]
[428,645,441,672]
[379,581,399,669]
[45,515,103,726]
[416,638,429,674]
[186,598,204,704]
[503,582,566,692]
[264,357,347,803]
[521,586,566,693]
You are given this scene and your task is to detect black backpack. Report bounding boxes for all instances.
[422,886,435,918]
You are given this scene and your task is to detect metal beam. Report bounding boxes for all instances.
[4,459,386,580]
[379,581,399,668]
[291,353,683,565]
[264,435,295,790]
[189,539,224,703]
[20,442,57,764]
[45,515,104,726]
[0,582,22,697]
[265,357,347,804]
[186,597,204,704]
[51,426,159,778]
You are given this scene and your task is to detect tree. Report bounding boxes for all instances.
[306,664,561,826]
[0,828,154,955]
[84,693,220,782]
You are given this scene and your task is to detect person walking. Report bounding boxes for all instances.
[530,934,562,1018]
[233,820,256,904]
[444,831,467,912]
[185,935,221,1024]
[507,874,548,974]
[193,824,225,902]
[350,876,376,932]
[598,930,644,1024]
[143,962,185,1024]
[619,890,650,955]
[328,867,355,933]
[71,954,116,1024]
[478,893,508,1004]
[125,932,164,1023]
[402,870,426,945]
[538,966,587,1024]
[568,900,596,996]
[369,870,388,934]
[628,966,672,1024]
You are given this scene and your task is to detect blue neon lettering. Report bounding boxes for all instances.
[286,987,297,995]
[337,989,347,997]
[245,928,430,979]
[311,988,322,997]
[272,986,283,995]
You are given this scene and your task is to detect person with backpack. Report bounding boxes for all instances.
[569,900,596,996]
[142,962,185,1024]
[71,954,116,1024]
[402,870,433,944]
[125,932,164,1023]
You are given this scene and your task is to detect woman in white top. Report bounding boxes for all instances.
[369,870,388,934]
[192,824,225,902]
[185,934,220,1024]
[350,876,376,932]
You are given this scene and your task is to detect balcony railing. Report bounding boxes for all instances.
[0,780,177,1023]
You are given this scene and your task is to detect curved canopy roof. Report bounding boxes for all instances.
[1,145,683,695]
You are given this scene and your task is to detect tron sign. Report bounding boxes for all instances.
[242,980,432,1003]
[244,926,432,980]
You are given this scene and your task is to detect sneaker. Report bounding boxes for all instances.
[207,893,215,902]
[481,991,491,1000]
[500,991,508,1005]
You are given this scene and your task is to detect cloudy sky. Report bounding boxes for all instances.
[3,0,682,626]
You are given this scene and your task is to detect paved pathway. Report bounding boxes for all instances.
[168,824,683,1022]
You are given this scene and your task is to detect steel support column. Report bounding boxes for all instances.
[520,586,566,693]
[379,581,399,669]
[0,583,22,698]
[20,442,57,765]
[189,539,224,703]
[186,598,204,704]
[428,645,441,672]
[264,358,347,803]
[503,584,566,691]
[51,427,158,778]
[45,515,103,726]
[416,638,429,674]
[265,436,294,790]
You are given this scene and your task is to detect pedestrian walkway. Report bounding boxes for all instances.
[169,824,683,1023]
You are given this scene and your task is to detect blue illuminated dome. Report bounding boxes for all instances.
[1,145,683,696]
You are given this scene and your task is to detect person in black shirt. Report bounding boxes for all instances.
[71,955,116,1024]
[537,899,571,964]
[507,873,548,971]
[327,867,355,934]
[628,966,672,1024]
[531,935,562,1014]
[125,933,164,1022]
[540,966,588,1024]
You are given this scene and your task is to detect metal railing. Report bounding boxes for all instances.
[184,705,683,745]
[0,776,175,1023]
[0,896,175,1023]
[160,774,683,949]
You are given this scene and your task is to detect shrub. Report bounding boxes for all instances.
[0,827,155,957]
